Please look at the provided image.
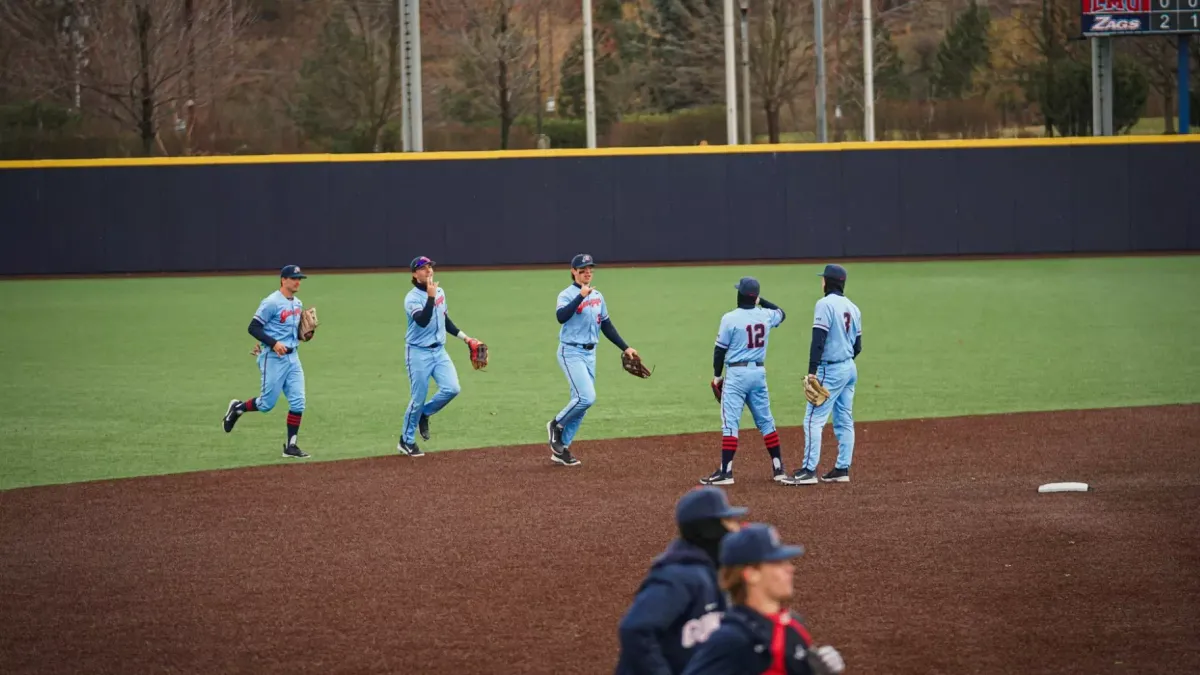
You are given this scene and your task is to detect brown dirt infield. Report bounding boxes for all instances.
[2,404,1198,675]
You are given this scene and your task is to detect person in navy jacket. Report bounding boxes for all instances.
[681,524,846,675]
[615,487,749,675]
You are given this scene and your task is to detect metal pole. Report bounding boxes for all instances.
[739,2,751,144]
[1180,34,1191,135]
[400,0,410,151]
[1091,37,1102,135]
[582,0,597,148]
[815,0,827,142]
[724,0,738,144]
[1101,37,1114,135]
[862,0,875,141]
[399,0,423,151]
[409,0,423,151]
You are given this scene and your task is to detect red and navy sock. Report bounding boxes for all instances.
[242,399,258,413]
[721,436,738,474]
[764,431,782,471]
[286,411,302,446]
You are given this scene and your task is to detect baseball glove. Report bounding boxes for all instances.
[299,307,319,342]
[467,338,488,370]
[804,375,831,406]
[711,377,723,403]
[622,351,653,378]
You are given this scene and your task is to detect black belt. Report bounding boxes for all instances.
[565,343,596,351]
[728,361,764,367]
[410,342,442,349]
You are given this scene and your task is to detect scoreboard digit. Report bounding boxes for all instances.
[1081,0,1200,35]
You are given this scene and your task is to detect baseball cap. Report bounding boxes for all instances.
[818,264,847,281]
[735,277,760,296]
[280,265,307,279]
[410,256,436,272]
[675,486,749,526]
[571,253,596,269]
[719,523,805,567]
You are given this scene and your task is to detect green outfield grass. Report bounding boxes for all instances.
[1,255,1198,490]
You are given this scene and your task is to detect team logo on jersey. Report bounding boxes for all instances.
[281,308,303,321]
[680,611,722,649]
[576,297,602,313]
[1088,14,1141,31]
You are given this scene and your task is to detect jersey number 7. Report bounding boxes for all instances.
[843,312,852,334]
[745,324,765,348]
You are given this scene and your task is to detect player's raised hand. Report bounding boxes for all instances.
[426,280,439,297]
[579,283,593,297]
[272,342,289,356]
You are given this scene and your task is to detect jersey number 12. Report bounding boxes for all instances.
[745,324,765,348]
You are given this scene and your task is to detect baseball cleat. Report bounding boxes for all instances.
[700,469,734,486]
[551,447,581,466]
[783,469,818,486]
[398,439,425,457]
[223,399,242,433]
[282,443,310,459]
[547,420,566,453]
[773,467,788,483]
[821,467,850,483]
[418,414,430,441]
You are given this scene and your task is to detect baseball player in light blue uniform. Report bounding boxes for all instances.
[546,253,640,467]
[785,264,862,485]
[222,265,311,459]
[398,256,484,457]
[701,277,788,486]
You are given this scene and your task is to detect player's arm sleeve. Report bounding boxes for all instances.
[758,298,786,325]
[617,579,690,675]
[556,294,585,324]
[444,315,460,337]
[410,296,435,328]
[808,327,828,375]
[713,346,728,378]
[679,629,744,675]
[600,318,630,351]
[247,318,276,347]
[853,334,862,359]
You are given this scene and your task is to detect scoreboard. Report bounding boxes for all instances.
[1080,0,1200,36]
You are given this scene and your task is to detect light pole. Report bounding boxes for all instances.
[723,0,738,144]
[738,0,751,144]
[583,0,597,148]
[815,0,827,142]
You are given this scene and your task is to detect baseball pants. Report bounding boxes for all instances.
[721,364,776,438]
[402,345,461,444]
[555,344,596,448]
[255,350,305,413]
[801,359,857,471]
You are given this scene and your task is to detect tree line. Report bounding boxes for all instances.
[0,0,1197,158]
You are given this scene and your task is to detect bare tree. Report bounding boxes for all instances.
[1131,37,1180,133]
[0,0,250,155]
[428,0,539,149]
[748,0,812,143]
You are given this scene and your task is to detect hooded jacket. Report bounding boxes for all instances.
[614,539,728,675]
[680,605,816,675]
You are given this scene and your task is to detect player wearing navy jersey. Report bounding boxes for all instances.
[702,278,788,486]
[222,265,312,459]
[785,264,862,486]
[546,253,640,467]
[398,256,484,457]
[680,524,846,675]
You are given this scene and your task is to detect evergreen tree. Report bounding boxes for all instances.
[932,0,991,99]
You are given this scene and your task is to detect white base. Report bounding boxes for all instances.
[1038,482,1090,493]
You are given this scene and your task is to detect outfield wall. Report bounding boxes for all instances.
[1,137,1198,275]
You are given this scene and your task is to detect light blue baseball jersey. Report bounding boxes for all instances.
[405,286,448,346]
[715,306,785,364]
[253,291,303,349]
[557,285,608,345]
[813,294,862,363]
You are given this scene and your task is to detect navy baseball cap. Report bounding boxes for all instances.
[818,264,847,281]
[571,253,596,269]
[410,256,435,272]
[719,523,805,567]
[675,486,749,526]
[735,277,760,296]
[280,265,307,279]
